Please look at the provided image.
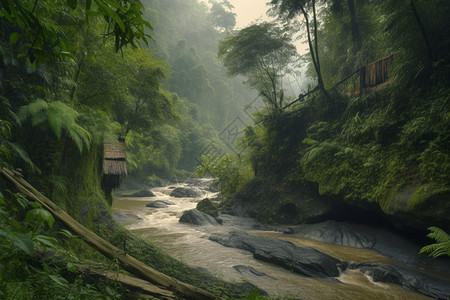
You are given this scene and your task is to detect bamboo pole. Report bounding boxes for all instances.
[1,167,216,300]
[76,264,176,299]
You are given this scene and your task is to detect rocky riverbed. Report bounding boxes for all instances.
[112,179,450,299]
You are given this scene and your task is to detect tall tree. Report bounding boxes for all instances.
[218,22,298,110]
[270,0,333,100]
[208,0,236,32]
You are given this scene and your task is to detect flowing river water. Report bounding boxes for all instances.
[112,181,435,299]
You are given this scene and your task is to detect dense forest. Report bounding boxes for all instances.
[0,0,449,299]
[212,0,450,235]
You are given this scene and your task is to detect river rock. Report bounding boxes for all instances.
[292,220,376,249]
[225,177,337,224]
[129,189,156,197]
[170,187,202,198]
[357,264,450,299]
[112,213,142,225]
[179,209,220,226]
[196,198,219,217]
[291,220,450,274]
[233,265,277,280]
[209,231,342,278]
[146,200,175,208]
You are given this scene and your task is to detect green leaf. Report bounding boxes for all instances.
[9,32,21,44]
[33,234,58,249]
[95,0,125,32]
[13,233,34,256]
[86,0,92,10]
[48,274,69,287]
[26,208,55,228]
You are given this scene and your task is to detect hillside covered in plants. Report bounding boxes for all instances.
[205,0,450,236]
[0,0,257,298]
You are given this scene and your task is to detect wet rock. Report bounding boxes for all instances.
[291,220,450,274]
[233,265,277,280]
[146,200,175,208]
[357,264,450,299]
[197,198,219,217]
[179,209,220,226]
[292,220,376,249]
[170,187,203,198]
[225,178,336,224]
[129,190,156,197]
[112,213,142,225]
[209,231,342,278]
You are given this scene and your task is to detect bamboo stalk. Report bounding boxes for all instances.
[76,264,176,299]
[1,167,216,300]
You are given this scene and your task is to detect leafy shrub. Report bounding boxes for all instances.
[195,153,254,198]
[0,191,123,299]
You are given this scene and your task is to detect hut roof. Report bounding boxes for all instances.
[103,139,127,176]
[103,160,128,176]
[104,140,127,160]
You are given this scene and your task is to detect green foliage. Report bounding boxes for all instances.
[218,22,299,109]
[18,100,92,153]
[0,192,126,299]
[420,227,450,258]
[0,0,153,64]
[208,0,236,32]
[195,153,254,198]
[0,119,38,172]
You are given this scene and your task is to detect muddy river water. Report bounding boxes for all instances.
[112,181,439,299]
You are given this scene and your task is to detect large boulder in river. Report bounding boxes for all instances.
[356,263,450,299]
[209,231,342,278]
[179,209,220,226]
[196,198,219,217]
[224,177,337,224]
[291,220,450,274]
[170,187,202,198]
[129,189,155,197]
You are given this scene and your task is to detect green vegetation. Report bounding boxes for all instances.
[213,0,450,233]
[195,153,254,198]
[1,0,449,297]
[0,191,126,299]
[420,227,450,258]
[0,0,260,298]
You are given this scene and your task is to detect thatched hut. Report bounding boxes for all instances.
[102,138,127,191]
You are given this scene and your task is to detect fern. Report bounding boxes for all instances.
[19,100,92,153]
[419,227,450,258]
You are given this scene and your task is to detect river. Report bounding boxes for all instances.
[112,180,437,299]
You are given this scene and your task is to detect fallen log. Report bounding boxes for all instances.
[1,167,216,300]
[76,264,176,299]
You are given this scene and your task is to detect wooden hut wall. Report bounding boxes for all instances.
[361,53,396,90]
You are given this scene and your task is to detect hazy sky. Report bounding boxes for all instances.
[227,0,272,28]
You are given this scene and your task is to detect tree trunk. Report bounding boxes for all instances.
[347,0,361,52]
[409,0,435,61]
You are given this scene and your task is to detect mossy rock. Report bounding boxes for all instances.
[380,182,450,231]
[227,177,337,225]
[196,198,219,218]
